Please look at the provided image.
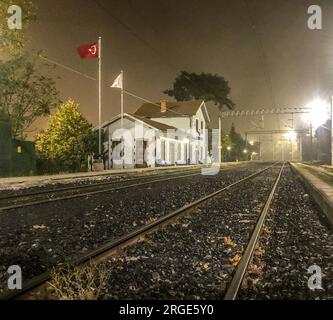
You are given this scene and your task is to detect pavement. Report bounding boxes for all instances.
[291,162,333,225]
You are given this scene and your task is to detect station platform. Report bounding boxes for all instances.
[291,163,333,225]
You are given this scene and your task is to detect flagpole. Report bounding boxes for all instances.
[121,70,124,130]
[120,70,124,168]
[98,36,102,157]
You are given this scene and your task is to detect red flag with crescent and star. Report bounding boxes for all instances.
[77,42,99,59]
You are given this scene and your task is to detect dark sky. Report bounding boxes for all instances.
[27,0,333,136]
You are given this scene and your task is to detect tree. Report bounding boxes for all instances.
[0,53,60,138]
[36,100,99,172]
[228,123,248,161]
[220,131,232,162]
[164,71,235,111]
[0,0,36,55]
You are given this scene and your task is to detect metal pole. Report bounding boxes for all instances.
[121,70,124,130]
[219,116,222,162]
[299,135,303,162]
[121,70,124,168]
[310,120,313,163]
[331,95,333,166]
[291,140,293,162]
[98,36,102,157]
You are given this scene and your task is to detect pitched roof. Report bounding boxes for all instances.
[134,100,204,118]
[100,113,177,132]
[128,113,177,132]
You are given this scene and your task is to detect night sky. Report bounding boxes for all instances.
[26,0,333,137]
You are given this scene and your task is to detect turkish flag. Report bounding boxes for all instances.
[77,43,99,59]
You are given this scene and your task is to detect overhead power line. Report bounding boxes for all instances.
[39,55,97,81]
[114,88,190,117]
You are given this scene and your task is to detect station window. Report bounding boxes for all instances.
[161,140,166,161]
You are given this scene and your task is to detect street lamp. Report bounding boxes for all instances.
[304,99,329,130]
[286,130,297,142]
[304,98,330,162]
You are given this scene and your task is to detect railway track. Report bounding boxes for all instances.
[0,167,210,211]
[0,162,280,300]
[224,163,285,300]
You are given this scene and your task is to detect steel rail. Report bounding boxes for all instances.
[224,163,285,300]
[0,162,279,300]
[0,171,205,212]
[0,166,205,202]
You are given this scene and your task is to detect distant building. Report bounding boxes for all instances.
[101,100,212,169]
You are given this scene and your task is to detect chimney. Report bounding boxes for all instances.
[160,101,167,113]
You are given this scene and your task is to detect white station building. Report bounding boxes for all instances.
[101,100,212,169]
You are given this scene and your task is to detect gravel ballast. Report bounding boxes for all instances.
[92,166,282,300]
[0,163,268,292]
[239,167,333,300]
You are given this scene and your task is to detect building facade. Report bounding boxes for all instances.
[101,100,212,169]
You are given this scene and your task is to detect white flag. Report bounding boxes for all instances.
[111,73,123,89]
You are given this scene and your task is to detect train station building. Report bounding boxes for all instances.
[101,100,213,169]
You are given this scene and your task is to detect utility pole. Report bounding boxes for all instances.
[98,36,102,157]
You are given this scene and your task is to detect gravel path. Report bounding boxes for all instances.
[93,166,282,300]
[0,163,267,292]
[239,167,333,300]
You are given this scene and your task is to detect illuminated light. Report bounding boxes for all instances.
[243,149,248,154]
[285,130,297,142]
[183,138,190,144]
[249,140,254,146]
[17,146,22,154]
[227,146,231,151]
[304,98,329,130]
